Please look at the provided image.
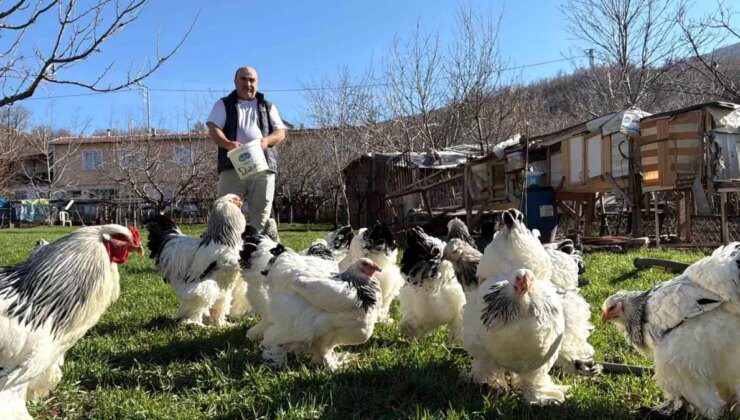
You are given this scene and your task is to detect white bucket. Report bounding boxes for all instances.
[227,141,269,179]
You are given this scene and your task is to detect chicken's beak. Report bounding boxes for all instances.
[601,309,611,322]
[135,244,145,255]
[371,261,382,273]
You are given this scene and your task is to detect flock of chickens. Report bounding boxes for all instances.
[0,193,738,419]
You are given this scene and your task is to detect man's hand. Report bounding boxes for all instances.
[225,140,241,151]
[261,137,270,150]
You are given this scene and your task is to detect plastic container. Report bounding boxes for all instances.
[525,171,543,187]
[227,141,269,179]
[521,186,557,243]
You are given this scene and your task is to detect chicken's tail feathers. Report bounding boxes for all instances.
[144,214,182,260]
[327,225,354,250]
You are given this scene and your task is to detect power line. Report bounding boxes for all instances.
[17,55,586,101]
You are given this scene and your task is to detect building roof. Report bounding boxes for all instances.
[641,101,740,121]
[345,144,484,172]
[51,132,210,145]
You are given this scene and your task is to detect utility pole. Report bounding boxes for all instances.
[585,49,595,68]
[136,82,151,132]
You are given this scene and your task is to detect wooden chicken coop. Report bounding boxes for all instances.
[635,102,740,245]
[527,109,650,236]
[343,146,483,228]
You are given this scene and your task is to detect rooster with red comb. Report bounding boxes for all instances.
[0,224,143,418]
[145,194,246,327]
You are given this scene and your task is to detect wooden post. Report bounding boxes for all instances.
[721,191,729,245]
[678,192,689,243]
[654,192,661,246]
[464,165,472,227]
[685,191,693,243]
[421,191,433,219]
[629,135,643,237]
[584,193,595,236]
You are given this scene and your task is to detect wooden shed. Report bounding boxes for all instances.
[637,102,740,192]
[343,146,482,228]
[529,109,649,194]
[635,102,740,244]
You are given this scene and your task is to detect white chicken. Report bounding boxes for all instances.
[241,225,354,341]
[682,242,740,315]
[463,269,569,405]
[338,222,402,323]
[145,194,246,327]
[261,256,382,370]
[398,227,465,341]
[603,246,740,419]
[241,234,283,340]
[0,224,143,419]
[229,221,281,321]
[477,209,599,375]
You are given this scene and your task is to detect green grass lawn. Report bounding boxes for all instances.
[0,226,719,419]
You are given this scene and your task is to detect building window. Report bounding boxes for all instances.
[82,150,103,170]
[174,146,193,166]
[119,149,139,168]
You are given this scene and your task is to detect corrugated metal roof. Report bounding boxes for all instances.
[354,144,484,170]
[51,132,209,145]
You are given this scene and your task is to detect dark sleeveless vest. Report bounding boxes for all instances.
[216,90,278,173]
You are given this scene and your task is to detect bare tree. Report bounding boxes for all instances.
[677,1,740,102]
[0,0,197,107]
[274,132,324,223]
[561,0,686,114]
[446,5,528,154]
[0,105,32,194]
[102,133,215,212]
[381,22,451,151]
[18,105,85,200]
[303,68,377,225]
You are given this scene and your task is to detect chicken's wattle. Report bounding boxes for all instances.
[105,241,130,264]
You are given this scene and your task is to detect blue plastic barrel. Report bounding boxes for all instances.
[521,186,557,243]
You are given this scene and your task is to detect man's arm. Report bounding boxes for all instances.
[207,122,240,151]
[260,128,286,150]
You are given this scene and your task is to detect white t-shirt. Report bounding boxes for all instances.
[207,98,286,144]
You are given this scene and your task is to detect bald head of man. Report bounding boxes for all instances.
[234,67,258,101]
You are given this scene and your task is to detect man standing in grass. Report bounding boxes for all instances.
[206,66,286,231]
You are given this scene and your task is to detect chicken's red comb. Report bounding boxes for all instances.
[128,226,141,244]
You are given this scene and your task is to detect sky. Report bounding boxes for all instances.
[11,0,729,134]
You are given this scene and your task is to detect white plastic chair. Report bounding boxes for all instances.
[59,211,72,227]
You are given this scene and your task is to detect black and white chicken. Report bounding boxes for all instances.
[339,221,402,323]
[230,222,281,321]
[603,243,740,419]
[261,255,382,370]
[398,227,465,341]
[463,269,569,405]
[302,225,354,263]
[145,194,246,327]
[0,225,142,419]
[241,225,354,341]
[477,209,599,375]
